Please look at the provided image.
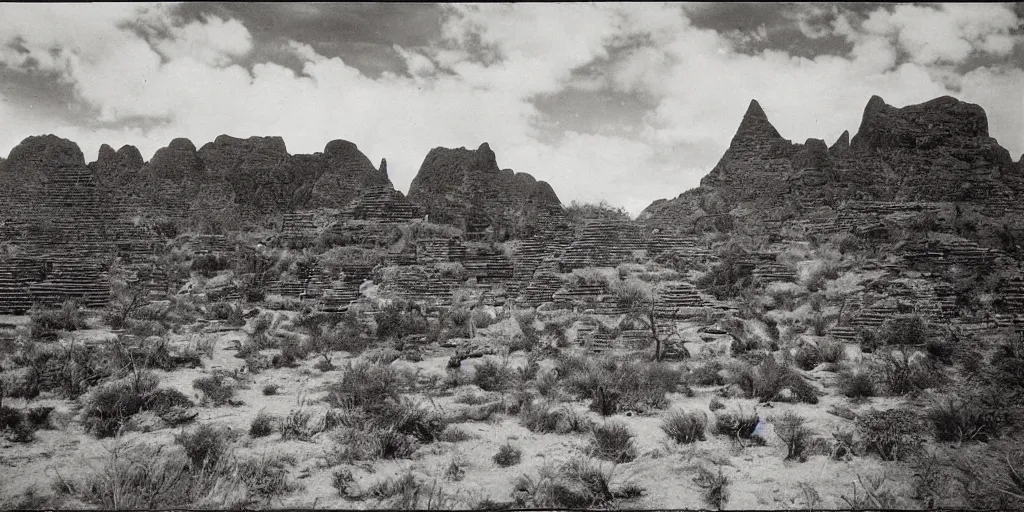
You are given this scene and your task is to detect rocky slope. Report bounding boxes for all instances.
[407,142,562,239]
[641,95,1024,230]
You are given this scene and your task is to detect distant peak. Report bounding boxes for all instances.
[733,99,782,142]
[830,130,850,154]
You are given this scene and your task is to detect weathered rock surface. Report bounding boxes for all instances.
[407,142,561,239]
[2,134,85,177]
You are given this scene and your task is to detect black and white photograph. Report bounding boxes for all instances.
[0,2,1022,510]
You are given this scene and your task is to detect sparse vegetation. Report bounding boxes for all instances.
[493,442,523,467]
[661,409,707,444]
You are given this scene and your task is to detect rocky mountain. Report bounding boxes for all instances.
[641,95,1024,231]
[407,142,562,239]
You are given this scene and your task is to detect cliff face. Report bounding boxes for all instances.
[407,142,562,239]
[641,95,1024,228]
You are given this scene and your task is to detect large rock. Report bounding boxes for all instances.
[89,143,144,185]
[641,95,1023,230]
[146,138,205,180]
[309,139,392,208]
[2,135,85,176]
[407,142,561,238]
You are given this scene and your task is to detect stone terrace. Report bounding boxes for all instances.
[561,220,647,271]
[338,186,424,224]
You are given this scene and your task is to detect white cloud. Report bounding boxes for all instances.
[0,2,1021,218]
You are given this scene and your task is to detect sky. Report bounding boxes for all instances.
[0,3,1022,216]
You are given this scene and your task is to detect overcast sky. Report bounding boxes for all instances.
[1,3,1021,215]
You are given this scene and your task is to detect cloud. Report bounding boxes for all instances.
[0,3,1020,218]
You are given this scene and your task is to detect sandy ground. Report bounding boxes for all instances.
[0,317,929,510]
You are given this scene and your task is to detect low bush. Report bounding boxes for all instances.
[856,408,926,461]
[175,423,234,469]
[438,425,476,443]
[262,384,279,396]
[838,368,876,400]
[473,358,514,392]
[714,408,761,441]
[691,361,726,386]
[324,360,404,409]
[876,349,945,396]
[774,412,815,462]
[589,421,637,463]
[661,409,707,444]
[927,397,998,444]
[192,374,236,406]
[29,301,85,339]
[493,443,523,467]
[878,315,929,346]
[236,453,301,503]
[249,411,275,438]
[519,400,593,434]
[81,372,159,438]
[512,455,642,509]
[732,355,819,404]
[279,409,321,442]
[559,354,686,414]
[693,465,730,510]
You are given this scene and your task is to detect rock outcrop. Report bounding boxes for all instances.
[408,142,561,240]
[2,135,85,177]
[641,95,1024,230]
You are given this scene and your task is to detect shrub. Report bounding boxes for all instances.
[946,438,1024,510]
[691,361,726,386]
[774,412,815,462]
[175,423,233,469]
[559,355,686,414]
[279,409,321,442]
[473,358,514,392]
[878,315,929,346]
[438,425,476,443]
[29,301,85,339]
[262,384,280,396]
[192,375,236,406]
[191,254,231,277]
[81,373,159,438]
[493,442,523,467]
[838,369,876,400]
[250,411,275,438]
[876,349,945,396]
[927,397,998,444]
[26,406,54,430]
[708,398,726,411]
[926,338,957,366]
[519,400,593,434]
[661,409,707,444]
[856,409,926,461]
[693,465,730,510]
[858,327,882,353]
[589,421,637,463]
[817,339,846,364]
[512,455,641,509]
[236,453,300,502]
[732,355,819,404]
[793,345,822,371]
[324,360,404,409]
[144,388,194,416]
[715,408,760,441]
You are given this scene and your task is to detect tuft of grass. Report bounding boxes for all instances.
[192,374,236,406]
[249,411,275,438]
[262,384,280,396]
[693,465,730,510]
[856,409,925,461]
[175,423,234,469]
[438,425,476,443]
[518,400,593,434]
[473,358,514,392]
[324,360,404,409]
[81,372,159,438]
[774,411,815,462]
[661,409,707,444]
[876,350,945,396]
[714,408,761,441]
[493,442,523,467]
[838,368,877,400]
[732,355,819,404]
[589,421,637,463]
[512,455,642,509]
[279,409,321,442]
[926,397,998,445]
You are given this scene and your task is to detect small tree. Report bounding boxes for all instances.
[106,278,150,329]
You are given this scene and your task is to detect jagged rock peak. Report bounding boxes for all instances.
[204,134,288,155]
[379,158,387,175]
[851,95,990,152]
[4,134,86,173]
[830,130,850,154]
[793,138,831,171]
[91,143,144,173]
[733,99,783,142]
